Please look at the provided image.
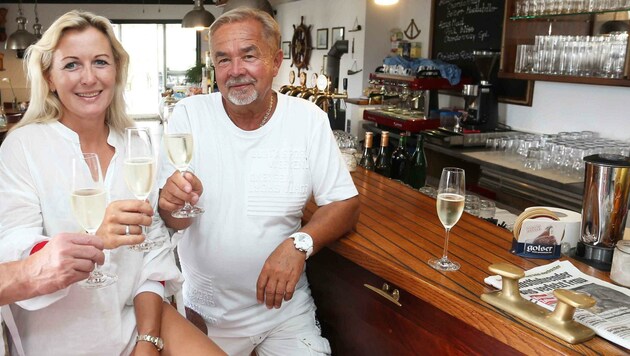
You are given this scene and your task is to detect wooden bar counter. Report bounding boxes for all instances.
[303,167,628,355]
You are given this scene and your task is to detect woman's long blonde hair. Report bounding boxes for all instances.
[14,10,133,133]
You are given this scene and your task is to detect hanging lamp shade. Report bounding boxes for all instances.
[375,0,399,5]
[222,0,274,17]
[182,0,216,30]
[33,0,43,39]
[5,10,37,52]
[33,22,43,39]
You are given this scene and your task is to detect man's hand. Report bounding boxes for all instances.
[256,239,306,309]
[158,171,203,213]
[25,233,105,295]
[96,200,152,249]
[158,171,204,231]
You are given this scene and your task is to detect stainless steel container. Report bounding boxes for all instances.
[576,154,630,270]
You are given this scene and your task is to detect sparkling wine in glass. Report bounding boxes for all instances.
[72,153,117,288]
[124,127,162,251]
[429,167,465,272]
[163,132,204,218]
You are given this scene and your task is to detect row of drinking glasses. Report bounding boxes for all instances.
[486,131,630,179]
[514,0,630,17]
[515,33,628,78]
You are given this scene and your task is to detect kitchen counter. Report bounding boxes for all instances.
[303,168,626,355]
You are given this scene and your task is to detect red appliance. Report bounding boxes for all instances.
[363,109,440,133]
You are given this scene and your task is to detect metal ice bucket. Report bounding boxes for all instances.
[576,154,630,270]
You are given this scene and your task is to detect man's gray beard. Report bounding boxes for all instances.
[227,88,258,106]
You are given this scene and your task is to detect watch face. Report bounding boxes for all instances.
[294,233,313,250]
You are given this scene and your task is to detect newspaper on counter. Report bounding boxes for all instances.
[484,260,630,350]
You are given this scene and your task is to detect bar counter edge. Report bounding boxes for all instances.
[303,168,627,356]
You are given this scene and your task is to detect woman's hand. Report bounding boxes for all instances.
[96,200,152,249]
[130,340,160,356]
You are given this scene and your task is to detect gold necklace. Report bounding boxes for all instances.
[259,94,275,127]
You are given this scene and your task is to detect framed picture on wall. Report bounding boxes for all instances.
[316,28,328,50]
[331,27,345,45]
[282,41,291,59]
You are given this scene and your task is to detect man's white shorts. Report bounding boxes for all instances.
[209,309,331,356]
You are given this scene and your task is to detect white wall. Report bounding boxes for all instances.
[273,0,367,97]
[2,1,629,141]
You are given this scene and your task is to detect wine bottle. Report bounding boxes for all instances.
[407,134,427,189]
[375,131,391,177]
[358,132,375,171]
[391,132,411,181]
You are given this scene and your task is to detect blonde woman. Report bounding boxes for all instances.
[0,10,224,356]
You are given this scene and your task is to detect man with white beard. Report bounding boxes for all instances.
[157,7,359,356]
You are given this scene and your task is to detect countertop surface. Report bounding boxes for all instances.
[304,168,628,355]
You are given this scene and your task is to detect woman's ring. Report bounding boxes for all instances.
[125,225,131,236]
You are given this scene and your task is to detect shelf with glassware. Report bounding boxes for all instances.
[499,0,630,87]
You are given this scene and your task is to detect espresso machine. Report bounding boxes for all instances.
[462,51,500,132]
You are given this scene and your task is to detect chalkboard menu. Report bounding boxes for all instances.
[431,0,533,105]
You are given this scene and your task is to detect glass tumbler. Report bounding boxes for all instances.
[611,241,630,287]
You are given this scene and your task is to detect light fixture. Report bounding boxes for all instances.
[182,0,216,31]
[5,0,37,57]
[375,0,399,5]
[32,0,43,39]
[222,0,274,17]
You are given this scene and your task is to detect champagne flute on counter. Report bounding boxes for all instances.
[429,167,465,272]
[124,127,162,251]
[163,132,205,218]
[71,153,117,288]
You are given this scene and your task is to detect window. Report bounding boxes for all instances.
[111,22,199,116]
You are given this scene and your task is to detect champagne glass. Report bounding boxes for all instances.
[429,167,465,272]
[124,127,162,251]
[163,132,204,218]
[71,153,117,288]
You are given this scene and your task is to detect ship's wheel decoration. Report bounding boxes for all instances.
[291,16,312,70]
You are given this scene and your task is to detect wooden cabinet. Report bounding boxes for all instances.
[306,249,522,356]
[500,0,630,87]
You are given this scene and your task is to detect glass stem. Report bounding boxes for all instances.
[90,233,104,278]
[442,227,451,260]
[180,170,193,208]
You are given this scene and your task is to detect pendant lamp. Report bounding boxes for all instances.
[5,0,37,57]
[375,0,399,5]
[33,0,43,40]
[222,0,274,17]
[182,0,216,30]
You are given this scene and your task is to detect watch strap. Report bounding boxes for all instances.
[136,334,164,351]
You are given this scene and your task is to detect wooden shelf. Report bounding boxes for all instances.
[499,71,630,87]
[509,7,630,20]
[500,0,630,90]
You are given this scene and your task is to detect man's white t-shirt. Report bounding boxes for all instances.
[158,92,358,337]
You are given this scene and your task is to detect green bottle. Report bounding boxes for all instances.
[375,131,391,177]
[407,134,427,188]
[390,132,410,181]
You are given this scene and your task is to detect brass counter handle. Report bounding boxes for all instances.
[364,282,402,306]
[550,289,595,323]
[481,263,596,344]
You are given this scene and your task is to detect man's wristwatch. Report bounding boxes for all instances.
[290,232,313,260]
[136,334,164,351]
